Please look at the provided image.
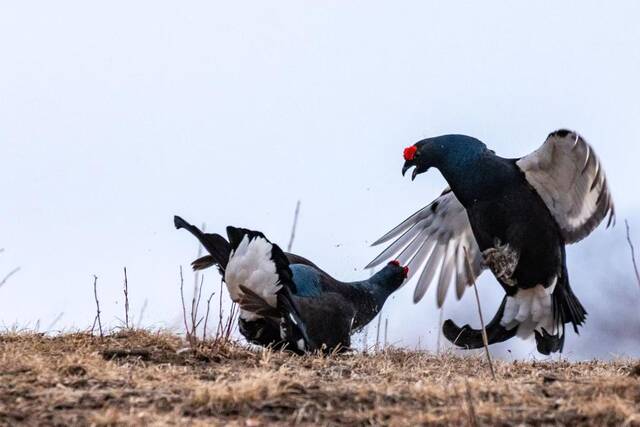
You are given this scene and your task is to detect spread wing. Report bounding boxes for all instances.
[516,129,615,243]
[367,189,485,307]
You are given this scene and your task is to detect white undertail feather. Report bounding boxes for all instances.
[224,235,282,321]
[500,278,558,339]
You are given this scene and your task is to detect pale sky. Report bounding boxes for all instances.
[1,1,639,359]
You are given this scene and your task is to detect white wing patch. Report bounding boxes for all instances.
[501,278,557,339]
[368,189,485,306]
[224,235,282,321]
[516,130,615,243]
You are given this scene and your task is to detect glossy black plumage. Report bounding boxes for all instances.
[372,130,613,354]
[175,215,407,353]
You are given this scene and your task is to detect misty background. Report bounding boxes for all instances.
[1,1,639,360]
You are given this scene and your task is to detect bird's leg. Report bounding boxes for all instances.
[483,239,519,286]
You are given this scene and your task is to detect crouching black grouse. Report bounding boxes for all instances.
[368,130,614,354]
[175,216,408,353]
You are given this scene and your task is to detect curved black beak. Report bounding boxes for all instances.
[402,161,420,181]
[402,161,414,177]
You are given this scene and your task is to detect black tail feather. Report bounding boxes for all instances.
[225,226,268,250]
[536,246,586,355]
[559,245,587,332]
[174,215,231,272]
[277,288,313,354]
[191,255,216,271]
[443,296,518,349]
[238,285,281,318]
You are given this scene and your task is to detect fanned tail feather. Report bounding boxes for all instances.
[174,215,231,273]
[536,246,587,354]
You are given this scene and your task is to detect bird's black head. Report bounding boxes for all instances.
[401,134,488,181]
[372,260,409,292]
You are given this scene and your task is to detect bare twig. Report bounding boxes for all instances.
[224,302,239,341]
[216,278,224,339]
[203,291,215,341]
[0,267,20,289]
[92,275,103,338]
[191,275,204,338]
[123,267,130,329]
[384,318,389,349]
[625,220,640,289]
[362,325,369,353]
[287,200,301,252]
[190,223,206,338]
[437,307,444,354]
[464,247,496,381]
[375,314,382,352]
[179,266,192,344]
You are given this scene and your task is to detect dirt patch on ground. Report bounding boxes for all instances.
[1,330,639,426]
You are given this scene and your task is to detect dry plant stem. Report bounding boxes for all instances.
[224,302,239,342]
[190,275,204,339]
[362,325,369,353]
[123,267,130,329]
[464,247,496,381]
[384,318,389,349]
[375,315,382,351]
[92,275,103,338]
[216,279,224,340]
[287,200,301,252]
[437,307,444,354]
[0,267,20,289]
[179,266,192,344]
[202,291,215,341]
[625,220,640,289]
[190,223,206,338]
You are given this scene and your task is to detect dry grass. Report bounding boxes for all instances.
[1,331,639,426]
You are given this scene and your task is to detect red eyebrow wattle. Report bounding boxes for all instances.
[404,146,417,161]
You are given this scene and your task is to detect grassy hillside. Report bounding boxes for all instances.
[1,330,639,426]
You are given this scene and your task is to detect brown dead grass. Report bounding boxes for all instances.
[1,330,639,426]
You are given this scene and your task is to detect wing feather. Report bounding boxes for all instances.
[516,130,615,243]
[369,189,485,305]
[436,242,457,307]
[366,218,431,268]
[413,242,445,303]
